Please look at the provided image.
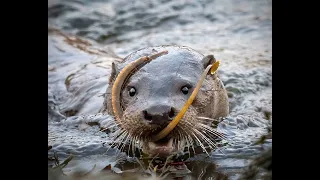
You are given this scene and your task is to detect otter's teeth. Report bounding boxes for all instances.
[167,138,173,147]
[148,142,156,149]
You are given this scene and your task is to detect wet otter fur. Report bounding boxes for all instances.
[100,45,229,157]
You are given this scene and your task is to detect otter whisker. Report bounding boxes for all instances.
[195,127,221,147]
[127,135,133,156]
[176,125,194,156]
[196,116,221,123]
[109,128,125,142]
[193,122,227,151]
[195,124,229,154]
[109,128,125,140]
[132,133,144,154]
[172,137,177,153]
[191,131,210,156]
[184,136,192,158]
[111,129,127,146]
[100,123,119,131]
[137,137,144,156]
[115,131,129,151]
[128,136,134,156]
[183,122,208,153]
[104,129,126,155]
[131,136,137,157]
[177,128,192,158]
[193,128,218,152]
[133,135,145,157]
[134,136,141,156]
[201,129,227,143]
[175,127,185,151]
[185,133,196,156]
[113,131,126,146]
[127,136,135,156]
[197,123,229,141]
[172,127,182,152]
[196,122,226,138]
[186,136,195,155]
[119,132,131,153]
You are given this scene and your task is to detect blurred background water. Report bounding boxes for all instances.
[48,0,272,179]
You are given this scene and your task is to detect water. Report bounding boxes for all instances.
[48,0,272,179]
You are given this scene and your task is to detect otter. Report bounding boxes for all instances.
[100,45,229,157]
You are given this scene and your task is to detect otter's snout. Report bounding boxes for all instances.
[142,105,176,126]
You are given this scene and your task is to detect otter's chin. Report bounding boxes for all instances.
[143,138,176,157]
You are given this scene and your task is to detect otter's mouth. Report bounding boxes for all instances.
[144,136,176,157]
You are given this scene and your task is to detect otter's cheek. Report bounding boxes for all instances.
[120,107,152,136]
[180,106,199,125]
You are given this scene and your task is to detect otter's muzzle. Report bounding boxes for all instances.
[142,105,176,126]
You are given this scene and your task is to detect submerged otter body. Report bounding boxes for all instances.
[100,45,229,157]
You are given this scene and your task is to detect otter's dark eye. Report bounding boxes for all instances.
[181,86,189,95]
[128,87,136,97]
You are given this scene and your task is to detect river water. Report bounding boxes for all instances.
[48,0,272,179]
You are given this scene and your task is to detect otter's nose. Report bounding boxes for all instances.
[143,105,176,125]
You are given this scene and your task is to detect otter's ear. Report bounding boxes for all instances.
[202,55,218,78]
[202,55,216,69]
[109,62,119,84]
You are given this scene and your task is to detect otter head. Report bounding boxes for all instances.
[103,46,229,157]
